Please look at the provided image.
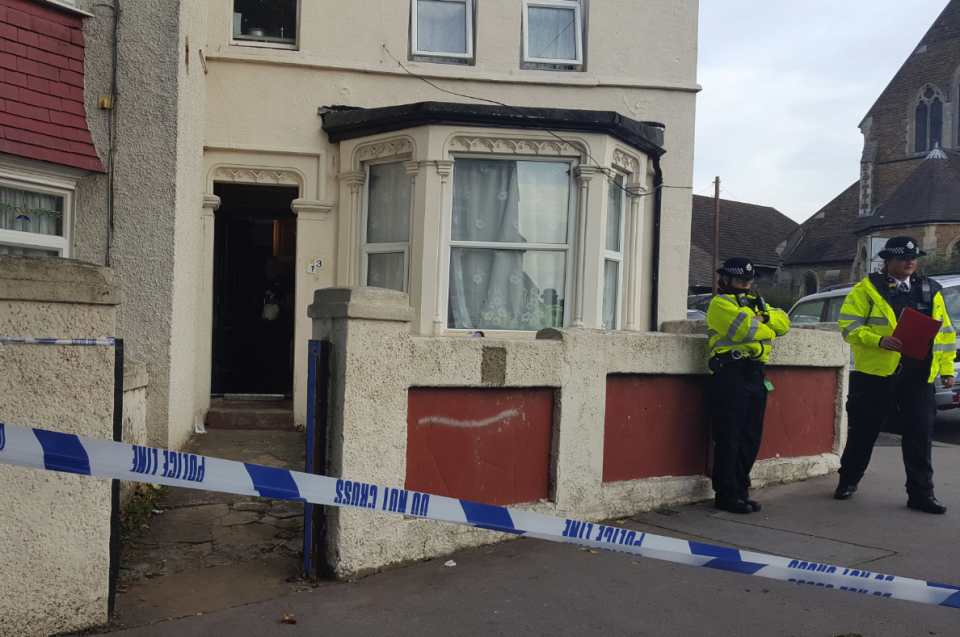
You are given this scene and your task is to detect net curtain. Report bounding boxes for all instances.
[449,159,535,329]
[0,186,63,255]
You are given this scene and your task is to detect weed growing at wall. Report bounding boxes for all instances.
[119,484,167,544]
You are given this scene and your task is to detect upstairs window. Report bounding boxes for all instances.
[522,0,584,67]
[915,86,943,153]
[233,0,298,48]
[0,181,70,257]
[363,162,412,293]
[410,0,475,63]
[448,158,574,331]
[602,175,625,330]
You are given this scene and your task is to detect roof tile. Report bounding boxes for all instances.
[4,100,49,122]
[16,27,37,48]
[688,195,799,287]
[0,1,102,172]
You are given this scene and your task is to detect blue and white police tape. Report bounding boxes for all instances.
[0,337,116,346]
[0,421,958,609]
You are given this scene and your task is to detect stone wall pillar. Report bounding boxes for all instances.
[0,256,121,637]
[308,287,415,578]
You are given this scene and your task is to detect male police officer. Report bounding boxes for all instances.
[836,236,956,513]
[707,257,791,514]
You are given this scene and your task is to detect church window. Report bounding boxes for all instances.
[915,87,943,153]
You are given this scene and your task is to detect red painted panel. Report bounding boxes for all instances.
[406,388,554,506]
[603,375,709,483]
[758,368,837,460]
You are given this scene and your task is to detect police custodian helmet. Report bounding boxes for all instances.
[717,257,761,279]
[878,236,927,259]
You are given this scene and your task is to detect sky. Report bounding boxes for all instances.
[694,0,951,223]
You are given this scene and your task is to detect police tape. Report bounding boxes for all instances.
[1,421,958,609]
[0,337,116,347]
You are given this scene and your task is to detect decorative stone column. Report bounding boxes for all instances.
[624,182,647,331]
[573,165,602,327]
[338,172,366,286]
[198,194,220,417]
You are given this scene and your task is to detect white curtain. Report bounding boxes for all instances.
[448,160,564,330]
[528,6,577,60]
[367,162,411,244]
[417,0,467,54]
[0,186,63,256]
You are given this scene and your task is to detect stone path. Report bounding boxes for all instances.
[114,430,312,628]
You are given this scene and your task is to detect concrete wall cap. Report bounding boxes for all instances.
[0,256,122,306]
[308,286,415,322]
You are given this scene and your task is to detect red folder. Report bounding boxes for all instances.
[891,307,942,360]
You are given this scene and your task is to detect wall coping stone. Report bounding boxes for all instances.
[308,286,414,322]
[0,256,121,306]
[123,358,149,392]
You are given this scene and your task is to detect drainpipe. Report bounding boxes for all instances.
[650,154,664,332]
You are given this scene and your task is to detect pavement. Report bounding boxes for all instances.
[113,430,311,627]
[87,424,960,636]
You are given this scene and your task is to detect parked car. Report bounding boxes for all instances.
[788,275,960,410]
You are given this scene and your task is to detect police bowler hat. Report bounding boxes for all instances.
[717,257,760,279]
[878,236,927,259]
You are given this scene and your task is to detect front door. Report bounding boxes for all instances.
[211,183,299,396]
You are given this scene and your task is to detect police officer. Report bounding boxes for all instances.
[707,257,791,514]
[835,236,956,513]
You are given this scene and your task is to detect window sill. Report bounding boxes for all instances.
[230,39,298,51]
[34,0,94,17]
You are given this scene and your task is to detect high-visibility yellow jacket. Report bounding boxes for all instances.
[838,274,956,382]
[706,292,791,363]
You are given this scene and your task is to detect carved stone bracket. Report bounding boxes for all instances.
[202,194,221,212]
[449,136,586,157]
[574,165,602,186]
[338,171,366,193]
[625,182,647,199]
[435,160,454,182]
[291,198,333,220]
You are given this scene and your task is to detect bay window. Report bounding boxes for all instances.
[522,0,584,66]
[602,175,625,329]
[411,0,474,62]
[363,162,412,292]
[447,158,574,331]
[0,180,70,257]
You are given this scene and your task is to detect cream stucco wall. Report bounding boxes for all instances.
[310,287,848,580]
[193,0,698,426]
[0,256,121,637]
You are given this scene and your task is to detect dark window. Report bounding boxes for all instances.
[931,98,943,149]
[233,0,297,46]
[803,274,818,296]
[916,101,928,153]
[825,297,844,323]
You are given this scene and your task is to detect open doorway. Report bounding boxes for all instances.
[212,183,298,397]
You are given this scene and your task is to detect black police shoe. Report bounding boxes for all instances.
[834,484,857,500]
[907,496,947,514]
[739,492,761,512]
[715,497,752,514]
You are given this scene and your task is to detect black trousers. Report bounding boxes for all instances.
[708,363,768,501]
[838,371,936,498]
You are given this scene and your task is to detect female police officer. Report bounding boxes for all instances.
[835,236,955,513]
[707,257,791,514]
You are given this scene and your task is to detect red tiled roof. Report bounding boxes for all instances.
[0,0,103,172]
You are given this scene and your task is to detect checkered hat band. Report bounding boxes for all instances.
[887,247,917,254]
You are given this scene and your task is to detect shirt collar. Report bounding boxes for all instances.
[888,275,911,290]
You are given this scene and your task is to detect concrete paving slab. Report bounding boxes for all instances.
[112,556,313,629]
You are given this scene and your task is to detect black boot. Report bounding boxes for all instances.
[834,483,857,500]
[715,497,752,514]
[907,496,947,514]
[739,491,761,512]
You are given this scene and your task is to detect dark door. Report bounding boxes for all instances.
[211,184,298,396]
